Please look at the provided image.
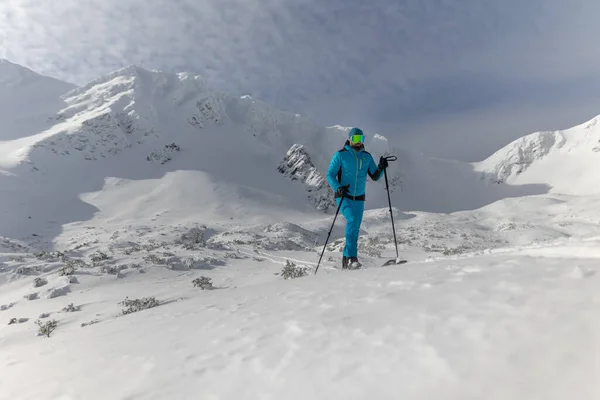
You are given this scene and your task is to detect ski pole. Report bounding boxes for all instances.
[314,195,345,275]
[383,156,399,259]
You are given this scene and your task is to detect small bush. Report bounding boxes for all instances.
[33,277,48,288]
[224,251,245,259]
[90,251,110,263]
[24,292,38,301]
[36,319,58,337]
[281,260,308,279]
[62,303,81,313]
[8,318,17,325]
[58,263,76,276]
[192,276,214,290]
[16,266,39,275]
[34,251,65,261]
[81,319,99,328]
[100,265,126,275]
[177,227,206,250]
[120,297,159,315]
[63,258,90,271]
[143,254,167,265]
[146,143,181,164]
[47,286,70,299]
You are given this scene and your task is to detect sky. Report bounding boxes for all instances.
[1,0,600,161]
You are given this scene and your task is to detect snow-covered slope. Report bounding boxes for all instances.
[1,61,600,400]
[0,59,75,141]
[474,114,600,194]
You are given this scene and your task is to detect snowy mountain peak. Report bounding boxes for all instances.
[475,130,566,184]
[474,113,600,194]
[21,65,347,167]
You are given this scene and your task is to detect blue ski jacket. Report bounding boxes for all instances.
[327,142,383,200]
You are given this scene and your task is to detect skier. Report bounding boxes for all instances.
[326,127,389,269]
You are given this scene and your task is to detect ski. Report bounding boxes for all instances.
[381,258,408,267]
[336,259,408,270]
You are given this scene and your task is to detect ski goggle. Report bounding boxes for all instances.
[350,134,364,144]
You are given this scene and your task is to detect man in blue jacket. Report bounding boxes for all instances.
[327,127,388,269]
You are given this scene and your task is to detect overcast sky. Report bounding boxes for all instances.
[2,0,600,160]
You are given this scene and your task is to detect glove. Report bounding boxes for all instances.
[378,156,389,170]
[335,185,349,197]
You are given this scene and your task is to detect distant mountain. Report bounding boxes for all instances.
[474,115,600,195]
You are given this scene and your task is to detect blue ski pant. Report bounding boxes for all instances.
[336,197,365,257]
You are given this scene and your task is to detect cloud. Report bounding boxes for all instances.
[1,0,600,160]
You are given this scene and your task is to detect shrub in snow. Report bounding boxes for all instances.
[123,243,143,255]
[90,251,110,263]
[1,303,15,311]
[47,286,70,299]
[176,227,206,249]
[62,303,81,313]
[8,318,17,325]
[24,292,38,301]
[36,319,58,337]
[34,277,48,287]
[281,260,308,279]
[120,297,159,315]
[224,251,245,259]
[184,256,225,270]
[143,254,167,265]
[64,258,90,270]
[39,313,51,319]
[58,263,76,276]
[442,245,470,256]
[165,256,187,271]
[141,240,167,251]
[357,237,384,258]
[16,265,39,275]
[100,265,127,275]
[192,276,214,290]
[146,143,181,164]
[81,319,99,328]
[18,318,28,323]
[34,251,65,261]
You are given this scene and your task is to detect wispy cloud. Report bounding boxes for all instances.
[1,0,600,160]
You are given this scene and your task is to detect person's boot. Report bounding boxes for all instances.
[348,257,362,269]
[342,256,349,270]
